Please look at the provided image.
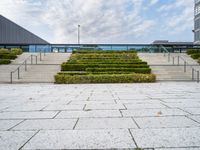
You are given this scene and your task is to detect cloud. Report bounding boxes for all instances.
[0,0,194,43]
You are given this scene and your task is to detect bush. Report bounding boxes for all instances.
[187,49,200,55]
[191,53,200,59]
[73,50,137,54]
[0,48,10,54]
[198,58,200,64]
[11,48,23,55]
[0,59,11,64]
[61,64,149,71]
[0,54,17,59]
[54,73,156,84]
[86,68,151,74]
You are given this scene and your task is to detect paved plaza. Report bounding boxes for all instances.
[0,83,200,150]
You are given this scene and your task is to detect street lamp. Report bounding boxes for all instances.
[78,25,80,44]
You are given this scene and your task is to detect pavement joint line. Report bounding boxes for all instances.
[7,119,26,131]
[177,108,193,115]
[128,128,139,148]
[40,104,50,111]
[73,118,79,130]
[18,130,40,150]
[131,117,141,129]
[160,103,171,108]
[52,111,62,119]
[185,115,200,124]
[83,104,87,110]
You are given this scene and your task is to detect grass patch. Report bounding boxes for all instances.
[187,49,200,64]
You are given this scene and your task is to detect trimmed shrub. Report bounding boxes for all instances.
[86,68,151,74]
[54,73,156,84]
[187,49,200,55]
[0,59,11,64]
[198,58,200,64]
[191,53,200,59]
[0,48,10,54]
[0,54,17,59]
[73,50,137,54]
[61,64,149,71]
[11,48,23,55]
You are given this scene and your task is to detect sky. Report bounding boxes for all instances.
[0,0,194,44]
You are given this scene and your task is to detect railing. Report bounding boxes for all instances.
[161,46,200,83]
[10,51,45,83]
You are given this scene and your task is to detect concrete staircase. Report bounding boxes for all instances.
[138,53,200,81]
[0,53,71,83]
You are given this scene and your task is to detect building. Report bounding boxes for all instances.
[0,15,49,51]
[194,0,200,43]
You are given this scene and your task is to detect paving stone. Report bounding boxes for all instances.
[156,148,200,150]
[22,129,136,149]
[125,103,167,109]
[165,103,200,109]
[70,100,116,104]
[0,111,58,119]
[0,120,23,130]
[134,116,199,128]
[183,108,200,115]
[122,108,188,117]
[76,118,138,129]
[85,104,125,110]
[44,104,84,111]
[12,119,77,130]
[131,128,200,148]
[0,131,36,150]
[56,110,122,118]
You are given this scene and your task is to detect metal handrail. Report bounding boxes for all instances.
[161,45,200,83]
[10,51,45,83]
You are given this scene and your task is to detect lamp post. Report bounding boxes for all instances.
[78,25,80,44]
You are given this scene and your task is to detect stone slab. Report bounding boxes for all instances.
[44,104,84,111]
[183,108,200,115]
[0,120,23,130]
[76,118,138,129]
[56,110,122,118]
[22,130,136,149]
[0,131,36,150]
[124,103,167,109]
[12,119,77,130]
[0,111,58,119]
[131,128,200,148]
[122,108,188,117]
[85,104,125,110]
[135,116,199,128]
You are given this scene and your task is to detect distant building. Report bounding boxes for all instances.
[194,0,200,43]
[0,15,49,46]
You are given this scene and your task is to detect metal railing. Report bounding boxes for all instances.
[161,46,200,83]
[10,51,45,83]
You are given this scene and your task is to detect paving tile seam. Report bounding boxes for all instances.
[131,117,141,129]
[7,119,26,131]
[128,129,139,148]
[18,130,40,150]
[73,118,80,130]
[186,115,200,124]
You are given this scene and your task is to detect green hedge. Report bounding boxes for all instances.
[198,58,200,64]
[0,59,11,64]
[11,48,23,55]
[191,53,200,59]
[73,50,137,54]
[0,54,17,59]
[61,64,149,71]
[0,48,10,54]
[187,49,200,55]
[54,74,156,84]
[86,68,151,74]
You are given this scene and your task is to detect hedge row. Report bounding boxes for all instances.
[73,50,137,54]
[0,59,11,64]
[191,53,200,59]
[187,49,200,55]
[86,68,151,74]
[61,64,149,71]
[0,54,17,59]
[0,48,23,55]
[55,74,156,84]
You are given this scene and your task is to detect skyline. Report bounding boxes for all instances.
[0,0,194,44]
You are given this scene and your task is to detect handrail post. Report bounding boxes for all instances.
[184,61,186,73]
[172,57,175,65]
[192,68,194,81]
[36,56,38,64]
[31,55,33,64]
[177,56,180,66]
[197,71,200,83]
[40,51,42,61]
[17,68,20,79]
[168,53,170,62]
[25,60,27,71]
[10,72,13,84]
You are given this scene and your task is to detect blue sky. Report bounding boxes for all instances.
[0,0,194,44]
